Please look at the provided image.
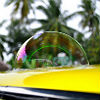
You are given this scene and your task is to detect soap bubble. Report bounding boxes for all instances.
[16,31,88,69]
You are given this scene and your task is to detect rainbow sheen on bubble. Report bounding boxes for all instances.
[16,31,89,68]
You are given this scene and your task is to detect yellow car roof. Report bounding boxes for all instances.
[0,65,100,94]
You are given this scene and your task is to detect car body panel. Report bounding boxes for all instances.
[0,65,100,94]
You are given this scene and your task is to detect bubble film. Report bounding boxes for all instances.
[16,31,88,68]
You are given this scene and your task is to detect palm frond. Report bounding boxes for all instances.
[37,6,51,18]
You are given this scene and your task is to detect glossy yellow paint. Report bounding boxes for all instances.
[0,65,100,94]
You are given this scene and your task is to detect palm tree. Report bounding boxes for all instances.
[76,0,100,36]
[86,35,100,64]
[5,0,35,20]
[75,0,100,64]
[6,20,32,55]
[33,0,82,37]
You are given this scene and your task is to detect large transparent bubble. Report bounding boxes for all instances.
[16,31,89,69]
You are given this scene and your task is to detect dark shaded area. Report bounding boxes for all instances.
[0,86,100,100]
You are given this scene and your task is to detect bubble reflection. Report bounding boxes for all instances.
[16,31,89,69]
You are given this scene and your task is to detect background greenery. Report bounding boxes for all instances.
[0,0,100,68]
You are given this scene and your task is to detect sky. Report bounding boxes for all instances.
[0,0,82,35]
[0,0,100,35]
[0,0,100,62]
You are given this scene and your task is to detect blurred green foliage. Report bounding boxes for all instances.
[32,0,82,38]
[86,35,100,64]
[6,20,32,55]
[0,20,6,60]
[5,0,35,20]
[0,0,100,69]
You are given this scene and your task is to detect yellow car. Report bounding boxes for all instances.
[0,31,100,100]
